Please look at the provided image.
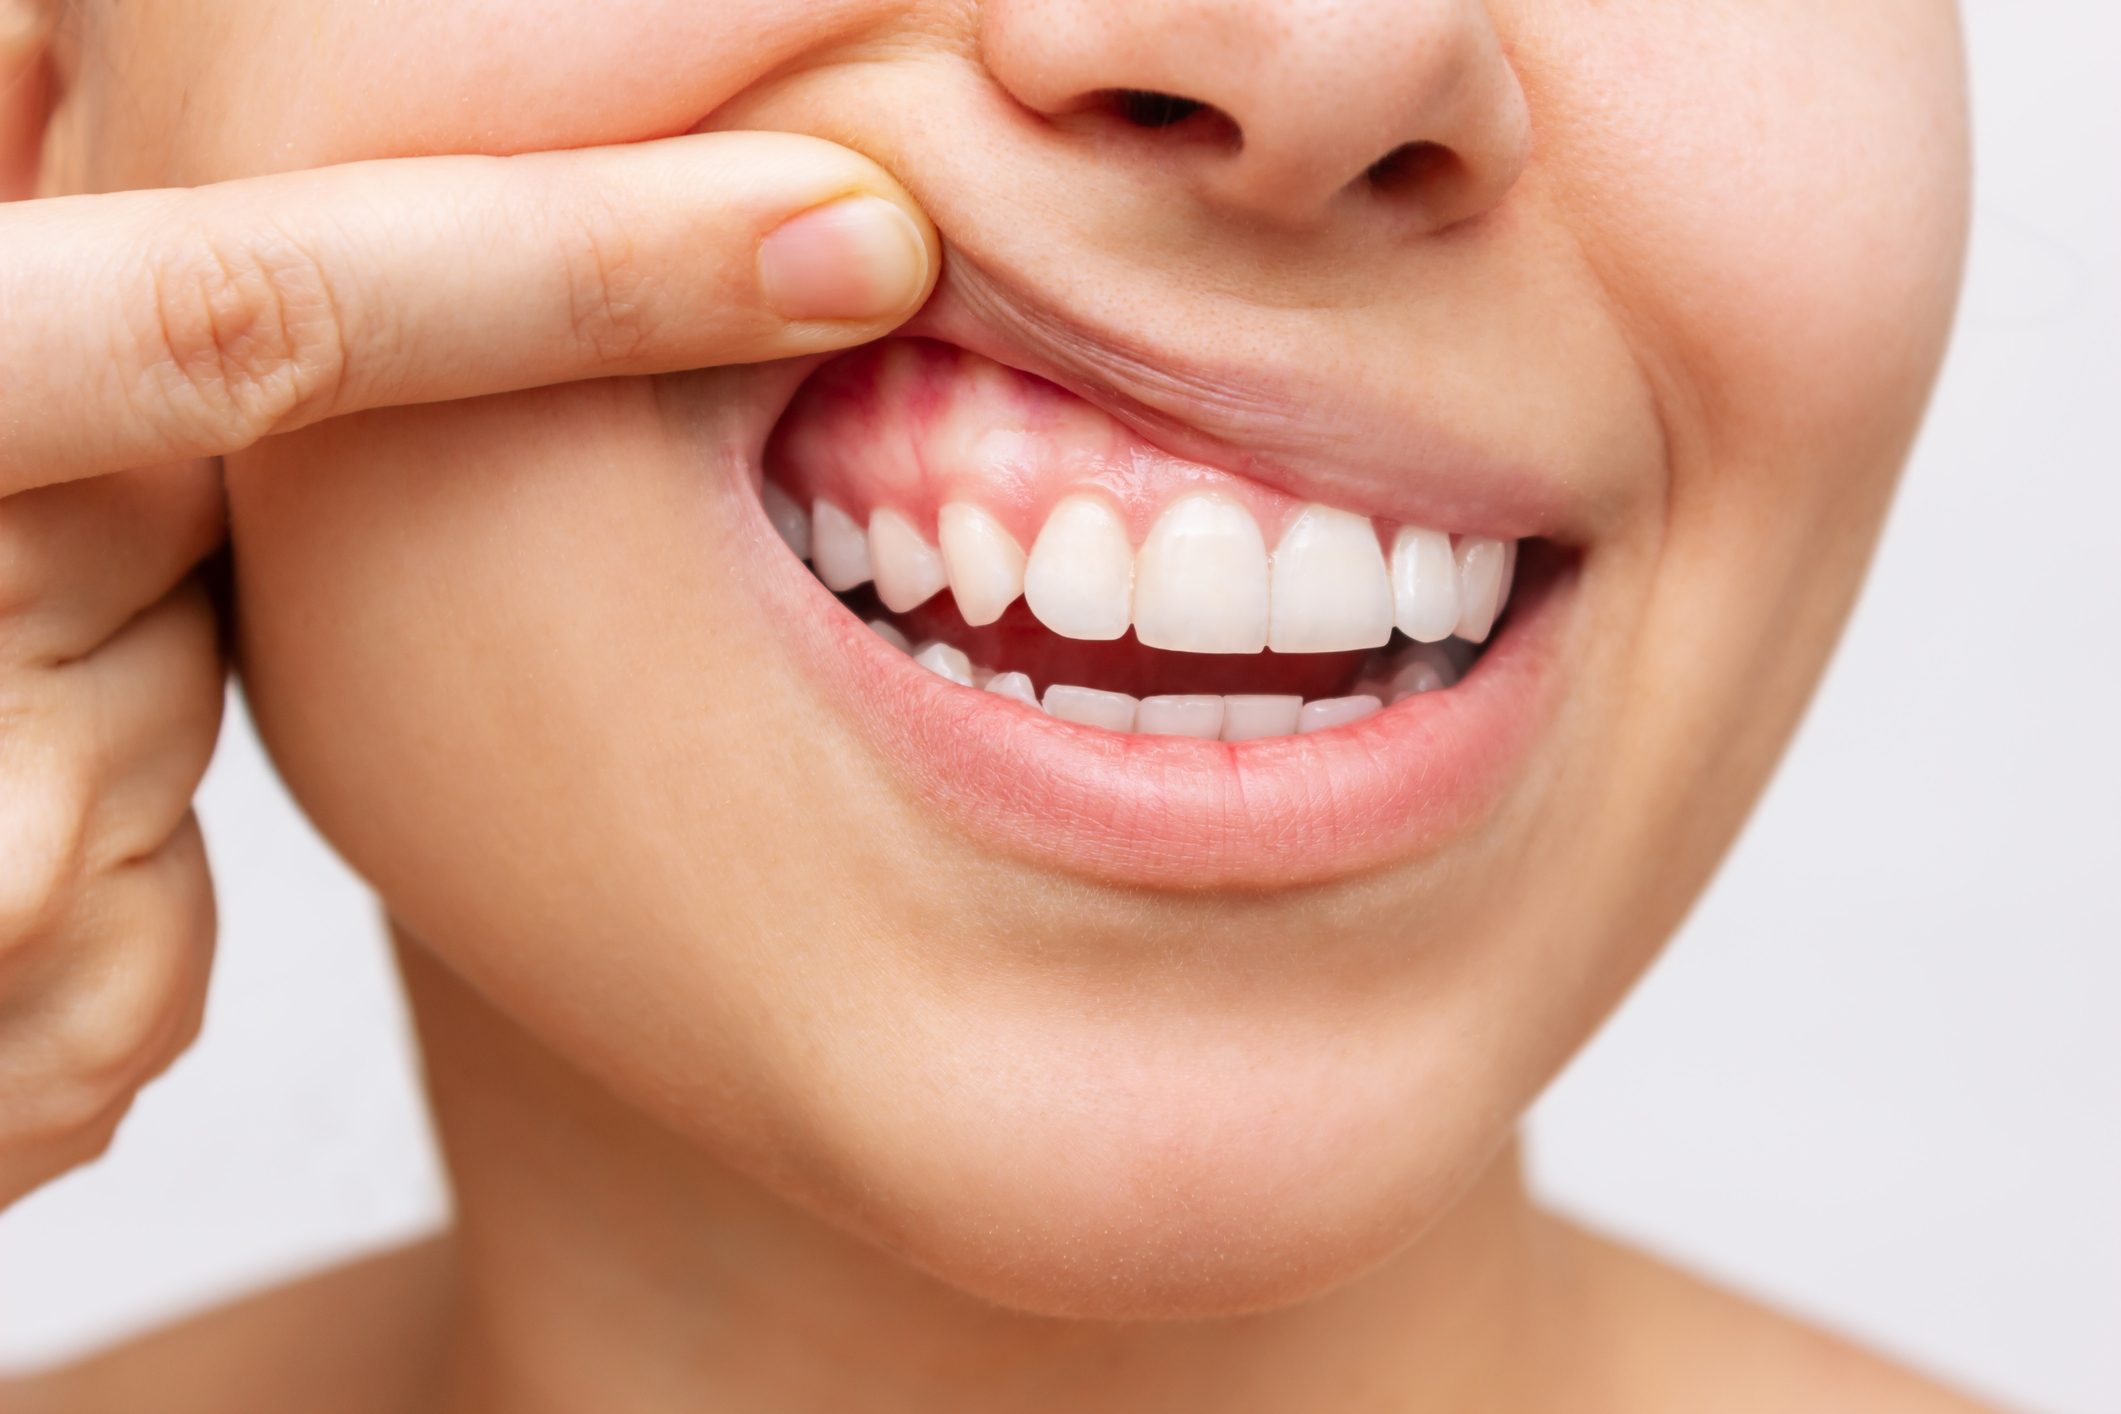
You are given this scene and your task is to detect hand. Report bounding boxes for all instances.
[0,127,938,1208]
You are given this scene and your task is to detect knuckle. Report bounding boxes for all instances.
[0,748,93,945]
[133,221,353,453]
[42,905,207,1099]
[5,1078,131,1162]
[560,202,660,364]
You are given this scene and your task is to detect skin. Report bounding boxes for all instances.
[0,1,1993,1410]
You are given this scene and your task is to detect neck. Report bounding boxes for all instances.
[399,936,1590,1414]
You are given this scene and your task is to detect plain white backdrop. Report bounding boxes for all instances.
[3,3,2116,1409]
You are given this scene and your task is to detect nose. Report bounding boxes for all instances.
[980,0,1531,231]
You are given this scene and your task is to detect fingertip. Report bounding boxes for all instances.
[758,192,935,326]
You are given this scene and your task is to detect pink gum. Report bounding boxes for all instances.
[763,339,1426,553]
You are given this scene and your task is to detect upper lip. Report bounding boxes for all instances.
[894,248,1581,543]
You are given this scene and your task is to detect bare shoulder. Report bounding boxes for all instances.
[0,1236,451,1414]
[1556,1218,2013,1414]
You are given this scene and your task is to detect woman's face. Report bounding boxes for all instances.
[55,0,1966,1317]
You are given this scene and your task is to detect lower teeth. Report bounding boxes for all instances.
[871,617,1466,742]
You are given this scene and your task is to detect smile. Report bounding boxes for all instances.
[741,335,1583,888]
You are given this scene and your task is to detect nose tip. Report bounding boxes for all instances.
[982,0,1531,231]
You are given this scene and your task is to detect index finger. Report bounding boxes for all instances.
[0,131,938,495]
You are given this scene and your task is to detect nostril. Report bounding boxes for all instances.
[1090,88,1242,149]
[1111,88,1206,129]
[1364,140,1455,195]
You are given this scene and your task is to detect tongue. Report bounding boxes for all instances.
[880,595,1369,699]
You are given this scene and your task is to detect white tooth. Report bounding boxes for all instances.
[1136,694,1226,739]
[1023,494,1134,641]
[1133,492,1270,653]
[869,509,947,613]
[812,500,872,592]
[1297,695,1382,733]
[867,618,912,654]
[1388,660,1446,702]
[1041,683,1138,733]
[763,481,810,559]
[1390,526,1459,643]
[1267,504,1393,653]
[912,641,975,686]
[1497,540,1518,611]
[1220,694,1303,742]
[938,502,1027,627]
[984,670,1040,707]
[1453,537,1509,643]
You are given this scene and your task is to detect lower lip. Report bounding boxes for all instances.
[745,483,1576,891]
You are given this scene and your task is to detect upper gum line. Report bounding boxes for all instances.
[762,340,1521,656]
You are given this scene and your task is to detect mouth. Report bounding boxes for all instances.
[742,336,1582,889]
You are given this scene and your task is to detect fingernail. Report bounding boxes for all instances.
[758,195,929,323]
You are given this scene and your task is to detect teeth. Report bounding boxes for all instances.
[1268,504,1394,652]
[1453,536,1509,643]
[811,500,872,592]
[937,501,1027,627]
[869,509,947,613]
[1388,659,1445,701]
[1024,494,1134,641]
[1390,526,1459,643]
[983,670,1040,706]
[1220,694,1303,742]
[763,481,810,559]
[1133,492,1270,654]
[911,640,975,686]
[1042,683,1139,732]
[867,618,913,654]
[1136,694,1226,739]
[1297,695,1382,733]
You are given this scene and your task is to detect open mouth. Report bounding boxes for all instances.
[742,335,1580,887]
[761,339,1546,740]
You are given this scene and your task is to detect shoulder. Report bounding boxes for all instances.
[1556,1219,2012,1414]
[0,1236,450,1414]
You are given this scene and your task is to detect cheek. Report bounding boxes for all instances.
[1521,0,1969,494]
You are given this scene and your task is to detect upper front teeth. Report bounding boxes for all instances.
[937,501,1027,627]
[1269,503,1395,652]
[1134,492,1271,654]
[1023,494,1134,641]
[787,488,1517,653]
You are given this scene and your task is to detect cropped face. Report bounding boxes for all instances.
[53,0,1966,1317]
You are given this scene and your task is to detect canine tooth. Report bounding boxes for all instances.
[867,618,912,654]
[812,500,872,592]
[1133,493,1270,654]
[938,502,1027,627]
[1220,694,1302,741]
[912,641,975,686]
[984,670,1040,707]
[1268,505,1393,652]
[1453,537,1509,643]
[763,481,810,559]
[1136,694,1226,739]
[1390,526,1459,643]
[1024,495,1134,641]
[870,509,947,612]
[1042,683,1138,732]
[1298,695,1382,733]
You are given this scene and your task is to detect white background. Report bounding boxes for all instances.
[3,4,2117,1409]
